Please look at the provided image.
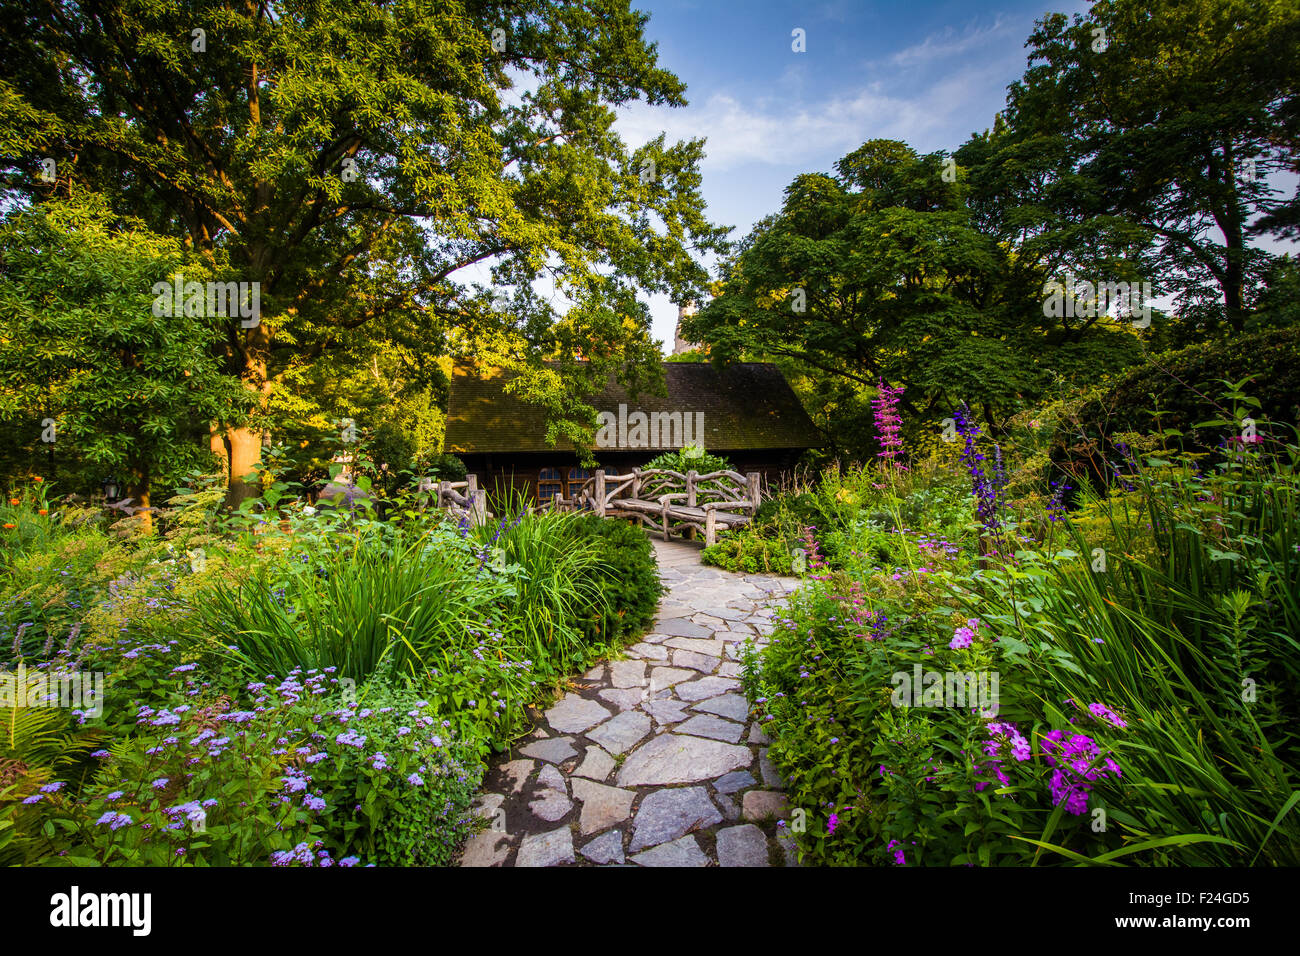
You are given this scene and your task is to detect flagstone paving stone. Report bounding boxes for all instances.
[629,786,722,851]
[675,714,746,743]
[545,695,612,734]
[460,538,800,867]
[716,824,771,867]
[630,834,709,867]
[692,694,751,722]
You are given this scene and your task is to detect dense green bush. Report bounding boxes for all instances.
[701,533,797,575]
[1047,329,1300,485]
[569,514,663,644]
[644,444,732,475]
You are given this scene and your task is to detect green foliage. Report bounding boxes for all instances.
[748,394,1300,866]
[1001,0,1299,333]
[683,139,1147,441]
[470,506,610,677]
[569,515,663,643]
[701,534,796,575]
[0,196,251,502]
[2,676,479,867]
[1065,330,1300,461]
[643,444,732,475]
[3,0,729,467]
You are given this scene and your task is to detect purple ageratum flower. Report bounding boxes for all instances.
[151,777,170,790]
[407,773,425,787]
[40,781,65,793]
[339,856,360,868]
[335,730,367,749]
[23,794,43,804]
[302,794,327,812]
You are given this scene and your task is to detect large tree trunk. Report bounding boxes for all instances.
[127,471,153,535]
[225,424,265,504]
[216,319,273,505]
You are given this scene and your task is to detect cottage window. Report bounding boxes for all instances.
[537,467,563,503]
[567,468,592,508]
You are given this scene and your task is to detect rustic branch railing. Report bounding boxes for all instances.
[551,468,762,547]
[417,475,488,524]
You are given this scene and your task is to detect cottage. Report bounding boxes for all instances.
[444,361,822,503]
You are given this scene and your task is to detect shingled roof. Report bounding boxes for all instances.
[445,361,822,454]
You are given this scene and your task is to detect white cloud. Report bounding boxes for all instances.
[615,52,1019,173]
[883,17,1017,69]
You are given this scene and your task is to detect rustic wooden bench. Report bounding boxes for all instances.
[551,467,762,547]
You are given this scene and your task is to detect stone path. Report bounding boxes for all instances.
[459,538,800,867]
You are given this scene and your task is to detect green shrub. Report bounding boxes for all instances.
[1047,329,1300,483]
[569,514,663,644]
[644,444,733,475]
[701,533,796,575]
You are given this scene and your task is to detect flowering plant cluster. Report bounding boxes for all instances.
[953,404,1003,536]
[871,380,906,466]
[6,668,481,866]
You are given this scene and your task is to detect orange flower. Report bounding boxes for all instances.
[38,509,48,516]
[3,523,14,529]
[32,476,43,483]
[8,498,18,506]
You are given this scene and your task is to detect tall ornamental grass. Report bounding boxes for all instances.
[183,524,508,685]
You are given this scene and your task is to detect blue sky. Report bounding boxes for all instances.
[611,0,1294,350]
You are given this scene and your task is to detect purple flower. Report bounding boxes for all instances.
[335,730,367,749]
[1087,702,1128,730]
[949,626,975,650]
[872,380,906,466]
[954,404,1002,535]
[887,839,907,865]
[827,812,839,834]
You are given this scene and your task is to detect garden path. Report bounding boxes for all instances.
[458,539,801,867]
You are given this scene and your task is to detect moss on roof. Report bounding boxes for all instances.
[445,361,822,454]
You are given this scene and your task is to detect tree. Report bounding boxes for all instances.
[0,0,728,495]
[0,194,252,527]
[1001,0,1300,333]
[683,139,1143,444]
